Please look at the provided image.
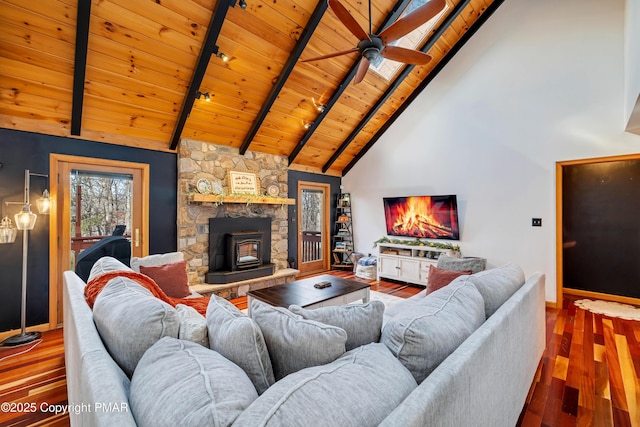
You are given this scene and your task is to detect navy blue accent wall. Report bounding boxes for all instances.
[287,170,342,269]
[0,129,177,332]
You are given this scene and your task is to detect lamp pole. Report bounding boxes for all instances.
[1,169,48,347]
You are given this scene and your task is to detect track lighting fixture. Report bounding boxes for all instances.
[216,52,229,62]
[196,91,211,102]
[304,122,313,130]
[238,0,247,10]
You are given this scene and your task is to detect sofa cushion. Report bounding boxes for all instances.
[176,304,209,347]
[426,264,472,294]
[93,276,179,377]
[381,279,485,383]
[130,252,184,273]
[437,254,486,274]
[289,300,385,351]
[88,256,132,282]
[467,263,526,318]
[206,295,274,395]
[232,343,417,427]
[130,337,258,427]
[139,260,190,298]
[250,299,347,380]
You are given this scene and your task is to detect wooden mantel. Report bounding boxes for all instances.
[187,193,295,205]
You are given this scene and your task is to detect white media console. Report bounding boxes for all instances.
[377,242,458,286]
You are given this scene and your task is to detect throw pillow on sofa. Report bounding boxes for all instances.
[437,254,486,274]
[130,337,258,427]
[176,304,209,347]
[289,300,385,351]
[381,278,485,383]
[426,264,472,294]
[139,260,191,298]
[250,299,347,380]
[88,256,132,282]
[92,276,180,377]
[232,343,417,427]
[206,295,274,395]
[467,263,526,318]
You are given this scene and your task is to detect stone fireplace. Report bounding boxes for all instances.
[177,139,291,293]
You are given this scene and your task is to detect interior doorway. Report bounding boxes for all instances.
[49,154,149,328]
[297,181,330,276]
[556,153,640,308]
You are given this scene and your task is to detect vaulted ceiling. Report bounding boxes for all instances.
[0,0,502,176]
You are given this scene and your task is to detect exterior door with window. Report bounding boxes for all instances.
[49,155,149,328]
[297,182,330,275]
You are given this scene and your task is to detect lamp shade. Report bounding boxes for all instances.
[0,216,17,244]
[15,205,37,230]
[37,189,50,214]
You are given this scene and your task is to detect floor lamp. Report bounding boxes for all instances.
[0,169,50,347]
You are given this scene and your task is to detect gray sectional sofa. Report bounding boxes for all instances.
[63,257,545,427]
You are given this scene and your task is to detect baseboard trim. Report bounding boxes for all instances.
[564,288,640,306]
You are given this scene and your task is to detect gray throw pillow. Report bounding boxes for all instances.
[130,337,258,427]
[206,295,274,395]
[93,276,179,377]
[437,254,486,274]
[381,278,485,383]
[250,299,347,380]
[467,263,526,318]
[289,300,385,351]
[233,343,417,427]
[176,304,209,347]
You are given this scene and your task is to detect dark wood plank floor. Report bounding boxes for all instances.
[1,271,638,426]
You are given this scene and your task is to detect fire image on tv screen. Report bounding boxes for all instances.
[383,195,460,240]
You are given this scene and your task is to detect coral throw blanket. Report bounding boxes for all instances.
[85,271,210,316]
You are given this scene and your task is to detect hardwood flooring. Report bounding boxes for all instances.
[1,272,638,426]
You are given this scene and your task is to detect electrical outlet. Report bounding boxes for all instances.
[532,218,542,227]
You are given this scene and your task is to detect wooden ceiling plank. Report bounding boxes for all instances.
[71,0,91,136]
[288,0,413,165]
[343,0,504,175]
[321,0,473,173]
[238,0,328,155]
[169,0,237,150]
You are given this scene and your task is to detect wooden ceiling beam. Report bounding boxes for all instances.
[342,0,506,175]
[71,0,92,136]
[322,0,474,173]
[238,0,329,155]
[288,0,413,165]
[169,0,238,150]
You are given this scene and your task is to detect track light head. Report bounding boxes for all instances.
[216,52,229,62]
[239,0,247,9]
[196,91,211,102]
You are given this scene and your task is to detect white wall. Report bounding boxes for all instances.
[625,0,640,122]
[343,0,640,303]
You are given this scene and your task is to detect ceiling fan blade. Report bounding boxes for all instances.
[301,47,360,62]
[353,56,370,84]
[381,46,432,64]
[379,0,446,44]
[328,0,371,42]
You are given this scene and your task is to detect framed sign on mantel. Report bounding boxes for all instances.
[228,170,258,195]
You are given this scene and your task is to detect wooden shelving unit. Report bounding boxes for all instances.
[187,194,295,205]
[332,193,354,270]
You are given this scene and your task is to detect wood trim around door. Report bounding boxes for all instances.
[48,154,150,329]
[297,181,331,275]
[555,152,640,310]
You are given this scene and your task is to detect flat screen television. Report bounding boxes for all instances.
[383,195,460,240]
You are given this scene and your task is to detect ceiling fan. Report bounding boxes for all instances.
[302,0,446,84]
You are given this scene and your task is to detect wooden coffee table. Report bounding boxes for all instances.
[246,274,370,315]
